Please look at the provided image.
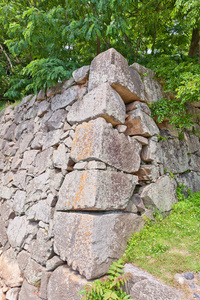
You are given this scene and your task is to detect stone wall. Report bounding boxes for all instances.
[0,48,200,300]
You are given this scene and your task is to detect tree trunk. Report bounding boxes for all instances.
[188,27,199,57]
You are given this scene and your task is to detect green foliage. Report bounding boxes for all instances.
[78,259,133,300]
[124,189,200,285]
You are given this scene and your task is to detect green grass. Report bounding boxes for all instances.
[124,191,200,287]
[0,99,21,112]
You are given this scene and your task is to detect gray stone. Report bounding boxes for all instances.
[183,272,194,280]
[12,170,26,190]
[24,105,38,120]
[30,229,53,266]
[188,154,200,172]
[184,132,200,154]
[18,133,34,154]
[160,138,189,173]
[46,82,62,98]
[0,248,23,287]
[125,108,159,137]
[72,65,90,84]
[130,63,155,78]
[42,129,63,150]
[124,264,184,300]
[141,175,177,212]
[7,216,28,248]
[71,117,141,173]
[17,250,30,273]
[21,150,39,169]
[87,160,106,170]
[61,77,75,92]
[37,101,50,117]
[116,124,127,133]
[31,132,45,149]
[126,101,151,116]
[73,161,88,170]
[6,287,20,300]
[141,137,160,163]
[46,256,64,272]
[0,217,8,247]
[34,148,54,174]
[26,200,51,224]
[56,170,137,211]
[27,95,37,109]
[14,121,28,140]
[136,165,160,182]
[0,202,15,221]
[47,266,89,300]
[13,190,26,215]
[88,48,146,103]
[53,144,68,169]
[51,86,80,111]
[143,76,164,103]
[21,95,33,106]
[18,280,40,300]
[63,136,73,148]
[37,89,46,101]
[174,171,200,193]
[68,83,126,126]
[5,123,17,141]
[53,212,144,279]
[24,258,44,285]
[131,135,148,146]
[39,271,52,300]
[45,109,67,131]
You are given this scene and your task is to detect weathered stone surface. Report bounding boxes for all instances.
[0,202,15,221]
[47,266,88,300]
[18,280,40,300]
[71,118,141,173]
[136,165,160,182]
[34,148,54,174]
[21,95,33,106]
[130,63,155,78]
[175,171,200,193]
[56,170,137,211]
[0,248,23,287]
[5,123,17,141]
[184,132,200,154]
[39,271,52,300]
[37,101,50,117]
[0,217,8,247]
[13,190,26,215]
[17,250,30,273]
[126,101,151,116]
[72,65,90,84]
[18,133,34,153]
[54,212,144,279]
[46,83,62,98]
[42,129,63,150]
[31,132,44,149]
[26,200,51,224]
[141,175,177,212]
[21,150,39,169]
[125,109,159,137]
[68,83,126,125]
[131,135,148,146]
[116,124,127,133]
[7,216,28,248]
[12,170,26,190]
[46,256,64,272]
[30,229,53,266]
[45,109,67,131]
[53,144,68,169]
[51,86,80,111]
[141,137,160,162]
[24,258,44,285]
[6,287,20,300]
[143,76,163,103]
[160,138,189,173]
[87,160,106,170]
[124,264,184,300]
[88,48,146,103]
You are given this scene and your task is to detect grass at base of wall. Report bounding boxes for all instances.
[123,191,200,287]
[0,99,21,112]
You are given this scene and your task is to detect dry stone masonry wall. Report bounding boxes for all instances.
[0,48,200,300]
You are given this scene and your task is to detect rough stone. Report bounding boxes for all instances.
[51,86,80,111]
[54,212,144,279]
[143,76,164,103]
[131,135,148,146]
[42,129,63,150]
[47,266,89,300]
[12,170,26,190]
[136,165,160,182]
[0,217,8,247]
[21,95,33,106]
[141,137,160,163]
[130,63,155,78]
[88,48,146,103]
[0,202,15,221]
[18,280,40,300]
[21,150,39,169]
[126,101,151,116]
[45,109,67,131]
[184,132,200,154]
[174,171,200,193]
[34,148,54,174]
[37,101,50,117]
[24,258,44,285]
[56,170,137,211]
[72,65,90,84]
[30,229,53,266]
[125,109,159,137]
[0,248,23,287]
[53,144,68,169]
[68,83,126,126]
[26,200,51,224]
[13,190,26,215]
[18,133,34,153]
[46,83,62,98]
[17,250,30,273]
[46,256,64,272]
[141,175,178,212]
[160,138,189,173]
[71,117,141,173]
[7,216,28,248]
[6,288,20,300]
[116,124,127,133]
[39,271,52,300]
[31,132,45,149]
[87,160,107,170]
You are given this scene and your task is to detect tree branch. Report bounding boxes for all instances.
[0,43,14,72]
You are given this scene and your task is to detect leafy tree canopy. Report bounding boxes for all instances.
[0,0,199,128]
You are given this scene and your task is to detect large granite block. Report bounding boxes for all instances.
[56,170,138,211]
[68,83,126,125]
[53,212,144,280]
[88,48,146,103]
[71,117,141,173]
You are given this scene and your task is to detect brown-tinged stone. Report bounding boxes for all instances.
[67,83,126,126]
[88,48,146,103]
[53,212,144,279]
[131,135,148,146]
[72,65,90,84]
[125,109,159,137]
[0,248,23,287]
[56,170,137,211]
[136,165,160,182]
[71,117,141,173]
[47,266,89,300]
[37,89,46,101]
[141,175,177,212]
